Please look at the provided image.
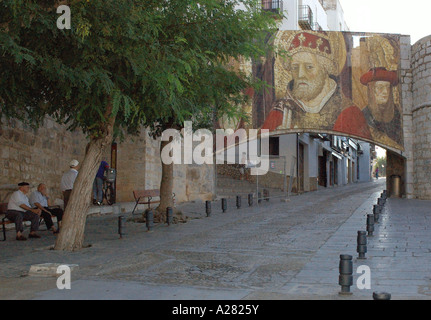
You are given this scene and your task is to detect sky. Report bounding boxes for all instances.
[338,0,431,44]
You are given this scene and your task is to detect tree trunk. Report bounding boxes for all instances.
[54,102,115,251]
[53,138,109,251]
[156,139,174,218]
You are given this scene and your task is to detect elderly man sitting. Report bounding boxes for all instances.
[29,183,64,234]
[6,182,41,241]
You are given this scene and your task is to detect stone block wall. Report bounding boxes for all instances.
[0,117,87,203]
[399,35,414,198]
[411,35,431,199]
[0,118,215,205]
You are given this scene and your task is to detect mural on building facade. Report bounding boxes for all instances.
[222,30,404,151]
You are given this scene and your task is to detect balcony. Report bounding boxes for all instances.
[262,0,283,14]
[298,5,313,30]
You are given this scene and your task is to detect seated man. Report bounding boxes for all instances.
[29,183,64,234]
[6,182,41,241]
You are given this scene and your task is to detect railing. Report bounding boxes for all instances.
[298,5,313,30]
[262,0,283,14]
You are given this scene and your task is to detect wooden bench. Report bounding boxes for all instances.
[1,202,12,241]
[131,190,175,215]
[0,202,49,241]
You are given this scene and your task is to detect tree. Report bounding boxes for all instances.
[143,1,279,216]
[0,0,278,250]
[375,156,387,177]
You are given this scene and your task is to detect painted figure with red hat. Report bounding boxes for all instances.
[360,67,403,147]
[262,31,371,141]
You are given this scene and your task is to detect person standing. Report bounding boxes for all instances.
[29,183,64,234]
[93,160,109,205]
[6,182,42,241]
[61,159,79,210]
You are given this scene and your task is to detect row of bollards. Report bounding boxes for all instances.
[205,190,270,218]
[118,206,175,238]
[338,190,391,300]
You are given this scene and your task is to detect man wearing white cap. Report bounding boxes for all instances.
[61,159,79,210]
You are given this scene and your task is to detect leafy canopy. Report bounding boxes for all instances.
[0,0,279,138]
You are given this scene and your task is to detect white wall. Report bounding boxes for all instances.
[357,141,372,182]
[279,0,298,31]
[324,0,349,31]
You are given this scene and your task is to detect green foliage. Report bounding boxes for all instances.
[0,0,279,139]
[375,156,387,176]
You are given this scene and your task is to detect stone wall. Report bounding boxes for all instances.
[0,117,87,203]
[216,164,299,193]
[0,118,215,205]
[411,35,431,199]
[399,35,414,198]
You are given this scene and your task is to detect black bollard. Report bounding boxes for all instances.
[263,189,270,201]
[367,214,375,236]
[378,197,385,206]
[373,292,391,300]
[258,192,262,203]
[373,204,381,215]
[373,205,380,223]
[236,196,241,209]
[205,201,211,217]
[118,215,125,239]
[145,209,154,231]
[381,192,387,200]
[339,254,353,295]
[221,198,227,213]
[166,207,173,226]
[248,193,253,206]
[357,231,367,259]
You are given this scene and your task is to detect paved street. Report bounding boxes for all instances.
[1,178,431,300]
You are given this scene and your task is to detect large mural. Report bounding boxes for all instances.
[221,30,404,151]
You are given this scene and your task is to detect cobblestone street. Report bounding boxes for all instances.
[1,178,431,300]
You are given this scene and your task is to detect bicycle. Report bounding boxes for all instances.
[103,168,116,205]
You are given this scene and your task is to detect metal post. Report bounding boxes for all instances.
[205,201,211,217]
[263,189,269,201]
[256,173,259,206]
[339,254,353,295]
[118,215,125,239]
[373,205,380,223]
[221,198,227,213]
[373,204,381,215]
[258,192,262,203]
[236,196,241,209]
[357,231,367,259]
[367,214,374,237]
[283,156,288,202]
[166,207,173,226]
[248,193,253,206]
[378,197,385,206]
[145,209,154,232]
[373,292,391,300]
